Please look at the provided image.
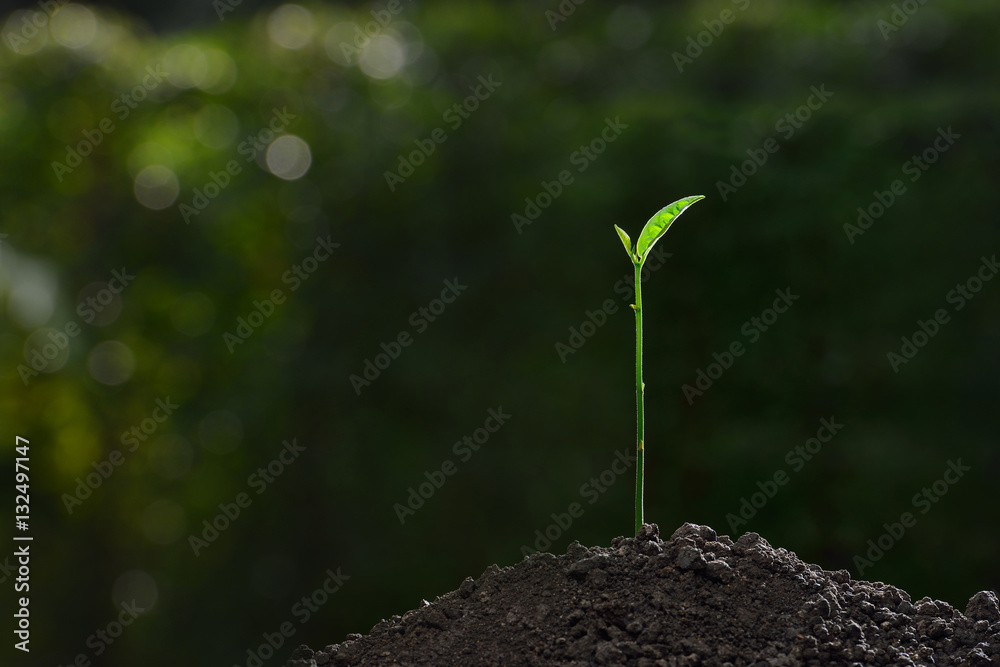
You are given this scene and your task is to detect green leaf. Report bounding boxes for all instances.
[634,195,705,268]
[613,224,634,261]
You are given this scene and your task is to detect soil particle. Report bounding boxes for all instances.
[285,523,1000,666]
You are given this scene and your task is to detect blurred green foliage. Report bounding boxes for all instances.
[0,1,998,665]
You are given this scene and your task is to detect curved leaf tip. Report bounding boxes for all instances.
[635,195,704,268]
[614,224,633,260]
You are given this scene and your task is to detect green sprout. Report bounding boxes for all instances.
[614,195,705,535]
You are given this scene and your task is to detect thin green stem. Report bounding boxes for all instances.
[633,260,644,536]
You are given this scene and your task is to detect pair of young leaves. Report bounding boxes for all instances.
[614,195,705,269]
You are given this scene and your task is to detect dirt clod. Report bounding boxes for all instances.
[286,523,1000,666]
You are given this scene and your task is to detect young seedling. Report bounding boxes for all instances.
[614,195,705,535]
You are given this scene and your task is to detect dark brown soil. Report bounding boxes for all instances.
[284,523,1000,666]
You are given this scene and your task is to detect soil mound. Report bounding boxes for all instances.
[284,523,1000,666]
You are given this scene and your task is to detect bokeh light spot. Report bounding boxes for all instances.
[126,143,174,179]
[323,23,357,67]
[23,328,71,373]
[196,48,238,94]
[112,570,159,612]
[266,135,312,180]
[358,35,405,80]
[267,5,315,50]
[10,273,56,328]
[51,4,98,50]
[163,44,208,89]
[134,165,179,210]
[86,340,135,385]
[3,11,50,55]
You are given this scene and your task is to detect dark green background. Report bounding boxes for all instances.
[1,1,998,665]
